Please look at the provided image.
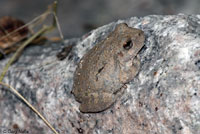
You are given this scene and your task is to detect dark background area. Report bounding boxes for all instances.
[0,0,199,38]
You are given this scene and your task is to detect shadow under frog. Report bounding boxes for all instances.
[72,23,145,113]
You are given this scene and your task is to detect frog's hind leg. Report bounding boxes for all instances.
[79,92,115,113]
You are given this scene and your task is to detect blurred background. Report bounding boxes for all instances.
[0,0,199,39]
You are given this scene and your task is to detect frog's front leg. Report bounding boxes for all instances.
[119,55,140,83]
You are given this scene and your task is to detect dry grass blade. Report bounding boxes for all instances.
[0,82,59,134]
[0,1,62,134]
[0,25,50,81]
[0,1,61,81]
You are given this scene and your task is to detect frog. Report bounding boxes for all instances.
[72,23,145,113]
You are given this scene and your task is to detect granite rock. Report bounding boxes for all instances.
[0,14,200,134]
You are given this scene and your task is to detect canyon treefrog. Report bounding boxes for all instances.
[72,23,145,113]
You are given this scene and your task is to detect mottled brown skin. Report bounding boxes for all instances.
[72,23,145,113]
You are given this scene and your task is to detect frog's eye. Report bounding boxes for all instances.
[123,40,133,50]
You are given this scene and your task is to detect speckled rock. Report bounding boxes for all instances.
[0,14,200,134]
